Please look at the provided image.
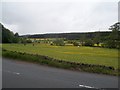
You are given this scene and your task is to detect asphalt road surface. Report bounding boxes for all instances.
[2,58,118,88]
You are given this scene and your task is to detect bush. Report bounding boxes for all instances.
[99,43,105,48]
[73,42,80,46]
[26,39,32,43]
[52,39,65,46]
[84,39,94,46]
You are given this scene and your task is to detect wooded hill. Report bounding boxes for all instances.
[22,31,111,41]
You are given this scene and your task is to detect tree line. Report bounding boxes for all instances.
[1,22,120,49]
[0,23,18,43]
[1,23,27,44]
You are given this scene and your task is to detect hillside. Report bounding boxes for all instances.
[21,31,112,41]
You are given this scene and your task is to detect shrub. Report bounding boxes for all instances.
[52,39,65,46]
[73,42,80,46]
[26,39,32,43]
[84,39,94,46]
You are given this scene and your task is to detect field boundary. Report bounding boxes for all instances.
[2,48,119,76]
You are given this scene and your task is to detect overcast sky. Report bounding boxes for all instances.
[1,0,119,35]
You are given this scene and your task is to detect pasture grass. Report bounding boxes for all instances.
[2,43,119,69]
[2,50,119,76]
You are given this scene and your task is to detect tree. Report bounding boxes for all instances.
[1,23,21,43]
[14,33,19,37]
[84,39,94,47]
[26,39,32,43]
[20,37,27,45]
[52,39,65,46]
[93,31,101,46]
[73,41,80,46]
[80,35,86,46]
[2,26,15,43]
[106,22,120,48]
[13,33,20,43]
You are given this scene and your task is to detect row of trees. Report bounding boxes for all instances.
[1,22,119,49]
[51,22,120,49]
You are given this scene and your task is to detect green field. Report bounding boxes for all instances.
[2,44,119,69]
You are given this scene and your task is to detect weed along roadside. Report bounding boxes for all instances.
[2,49,119,76]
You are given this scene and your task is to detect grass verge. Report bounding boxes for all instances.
[2,48,119,76]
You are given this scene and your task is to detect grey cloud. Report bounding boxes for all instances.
[2,1,118,35]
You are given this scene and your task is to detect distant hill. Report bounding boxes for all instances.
[21,31,111,40]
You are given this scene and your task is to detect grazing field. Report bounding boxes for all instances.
[2,44,119,69]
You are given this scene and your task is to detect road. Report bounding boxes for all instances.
[2,58,118,88]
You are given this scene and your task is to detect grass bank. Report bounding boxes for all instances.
[2,49,119,76]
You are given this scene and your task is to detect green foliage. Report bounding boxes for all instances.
[14,33,19,37]
[20,38,32,44]
[2,28,15,43]
[26,39,32,43]
[73,41,80,46]
[14,33,20,43]
[105,22,120,49]
[1,23,20,43]
[93,32,101,46]
[84,39,94,46]
[21,38,25,43]
[52,39,65,46]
